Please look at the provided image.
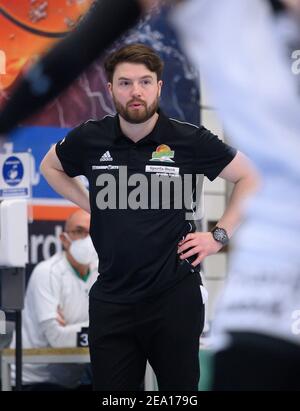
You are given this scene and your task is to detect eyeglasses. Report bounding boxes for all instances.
[65,227,90,238]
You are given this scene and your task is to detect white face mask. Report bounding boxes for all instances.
[65,234,96,265]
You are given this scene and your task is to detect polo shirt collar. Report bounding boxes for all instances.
[113,109,169,145]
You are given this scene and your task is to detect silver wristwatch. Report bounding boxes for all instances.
[211,226,229,246]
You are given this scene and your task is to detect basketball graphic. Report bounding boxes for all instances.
[0,0,93,90]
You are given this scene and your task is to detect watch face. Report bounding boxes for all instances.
[213,228,228,244]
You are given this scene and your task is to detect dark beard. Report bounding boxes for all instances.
[113,97,159,124]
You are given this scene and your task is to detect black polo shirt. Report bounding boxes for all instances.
[55,111,236,303]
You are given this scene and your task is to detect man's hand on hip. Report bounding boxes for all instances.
[177,232,223,266]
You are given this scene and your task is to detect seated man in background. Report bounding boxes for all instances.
[10,209,99,391]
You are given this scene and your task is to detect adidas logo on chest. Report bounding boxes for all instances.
[100,151,113,162]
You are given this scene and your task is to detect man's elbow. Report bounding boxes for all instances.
[246,162,261,192]
[39,156,54,184]
[239,167,261,196]
[40,146,59,179]
[39,156,47,177]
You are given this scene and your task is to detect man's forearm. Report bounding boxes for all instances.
[176,172,258,264]
[41,319,89,347]
[216,175,258,238]
[41,166,90,213]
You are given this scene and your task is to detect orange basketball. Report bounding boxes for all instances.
[0,0,93,90]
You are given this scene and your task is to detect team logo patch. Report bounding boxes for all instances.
[149,144,175,163]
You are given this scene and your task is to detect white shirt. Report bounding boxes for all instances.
[171,0,300,346]
[11,252,99,387]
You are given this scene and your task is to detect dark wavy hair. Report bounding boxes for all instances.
[104,43,164,82]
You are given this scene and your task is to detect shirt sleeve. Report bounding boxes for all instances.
[40,319,89,347]
[55,123,85,177]
[194,126,237,181]
[26,262,60,324]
